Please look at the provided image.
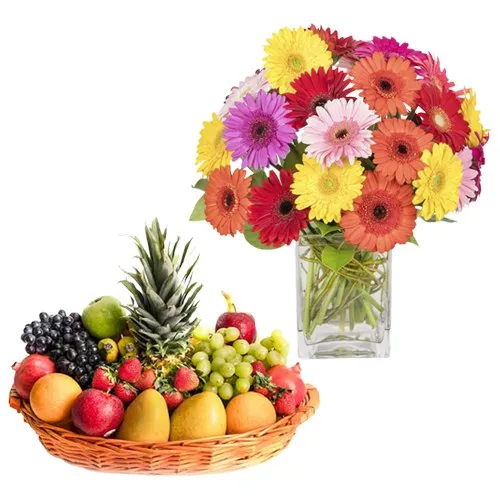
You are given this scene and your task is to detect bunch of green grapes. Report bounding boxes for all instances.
[190,326,290,402]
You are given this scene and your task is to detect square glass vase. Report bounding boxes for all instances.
[297,232,391,359]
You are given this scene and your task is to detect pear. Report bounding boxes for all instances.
[117,389,169,442]
[170,392,226,441]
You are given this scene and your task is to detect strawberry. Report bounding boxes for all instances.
[252,371,276,400]
[253,386,271,398]
[173,366,199,392]
[117,357,142,384]
[91,366,116,392]
[251,361,267,376]
[113,381,137,405]
[273,391,295,416]
[134,369,156,391]
[162,389,184,411]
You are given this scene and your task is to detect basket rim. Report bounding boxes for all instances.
[10,384,319,447]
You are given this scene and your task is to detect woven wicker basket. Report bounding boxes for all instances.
[9,384,319,474]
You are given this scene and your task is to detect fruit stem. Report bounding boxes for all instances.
[221,291,236,312]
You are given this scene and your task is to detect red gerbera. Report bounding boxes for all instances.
[340,172,417,252]
[418,85,470,152]
[284,67,353,129]
[248,169,309,248]
[309,25,363,58]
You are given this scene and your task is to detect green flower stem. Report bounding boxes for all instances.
[300,230,389,338]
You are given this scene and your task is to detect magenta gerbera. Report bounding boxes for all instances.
[456,147,478,211]
[302,97,379,166]
[223,90,296,169]
[355,36,425,65]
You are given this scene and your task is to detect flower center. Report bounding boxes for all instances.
[330,121,357,145]
[432,171,445,191]
[318,173,339,195]
[222,188,235,211]
[373,73,398,98]
[214,129,224,148]
[335,128,349,140]
[279,199,294,216]
[310,94,329,111]
[397,143,408,155]
[249,116,276,146]
[373,204,387,220]
[430,107,451,132]
[379,79,393,92]
[288,54,305,73]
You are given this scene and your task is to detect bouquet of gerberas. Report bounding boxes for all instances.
[190,26,489,358]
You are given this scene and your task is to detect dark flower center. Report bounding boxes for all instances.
[397,143,409,155]
[335,128,349,140]
[373,205,387,220]
[250,117,275,145]
[311,95,329,109]
[378,79,393,92]
[279,199,294,216]
[223,189,235,210]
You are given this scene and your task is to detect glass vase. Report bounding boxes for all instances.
[297,231,391,358]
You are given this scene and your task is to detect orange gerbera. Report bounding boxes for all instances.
[205,166,251,236]
[372,118,434,185]
[340,172,417,253]
[351,51,421,117]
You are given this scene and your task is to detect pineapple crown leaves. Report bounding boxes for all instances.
[120,218,202,349]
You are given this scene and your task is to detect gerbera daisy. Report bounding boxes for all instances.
[219,70,271,118]
[291,154,365,223]
[416,54,454,93]
[372,118,433,185]
[340,172,417,252]
[355,37,425,65]
[204,166,251,236]
[418,85,470,152]
[302,98,379,167]
[284,67,353,129]
[263,27,333,94]
[196,113,232,175]
[308,25,363,58]
[223,90,296,169]
[456,147,478,211]
[469,135,488,202]
[412,143,463,220]
[460,89,488,148]
[248,169,309,247]
[351,52,421,117]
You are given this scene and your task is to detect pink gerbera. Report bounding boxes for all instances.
[355,36,425,65]
[416,54,454,93]
[456,147,478,211]
[302,98,379,166]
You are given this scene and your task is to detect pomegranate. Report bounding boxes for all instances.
[72,389,124,437]
[13,354,55,400]
[267,363,307,407]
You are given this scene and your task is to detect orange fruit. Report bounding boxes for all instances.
[226,392,276,434]
[30,373,82,424]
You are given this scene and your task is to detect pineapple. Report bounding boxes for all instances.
[121,218,202,376]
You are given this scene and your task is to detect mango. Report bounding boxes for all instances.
[117,389,169,442]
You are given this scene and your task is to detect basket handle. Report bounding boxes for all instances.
[9,388,22,413]
[290,384,320,425]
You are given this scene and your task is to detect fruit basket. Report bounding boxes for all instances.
[9,384,319,474]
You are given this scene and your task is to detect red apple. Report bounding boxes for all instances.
[216,311,256,343]
[13,354,56,400]
[215,292,257,343]
[72,389,124,437]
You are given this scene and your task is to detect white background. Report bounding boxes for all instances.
[1,1,499,499]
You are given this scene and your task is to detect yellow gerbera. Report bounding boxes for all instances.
[291,155,365,223]
[263,27,333,94]
[196,113,232,176]
[460,89,488,147]
[412,143,463,221]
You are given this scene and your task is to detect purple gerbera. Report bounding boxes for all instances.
[469,133,489,202]
[355,37,425,66]
[223,90,296,169]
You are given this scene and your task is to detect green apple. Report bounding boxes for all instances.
[82,296,126,340]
